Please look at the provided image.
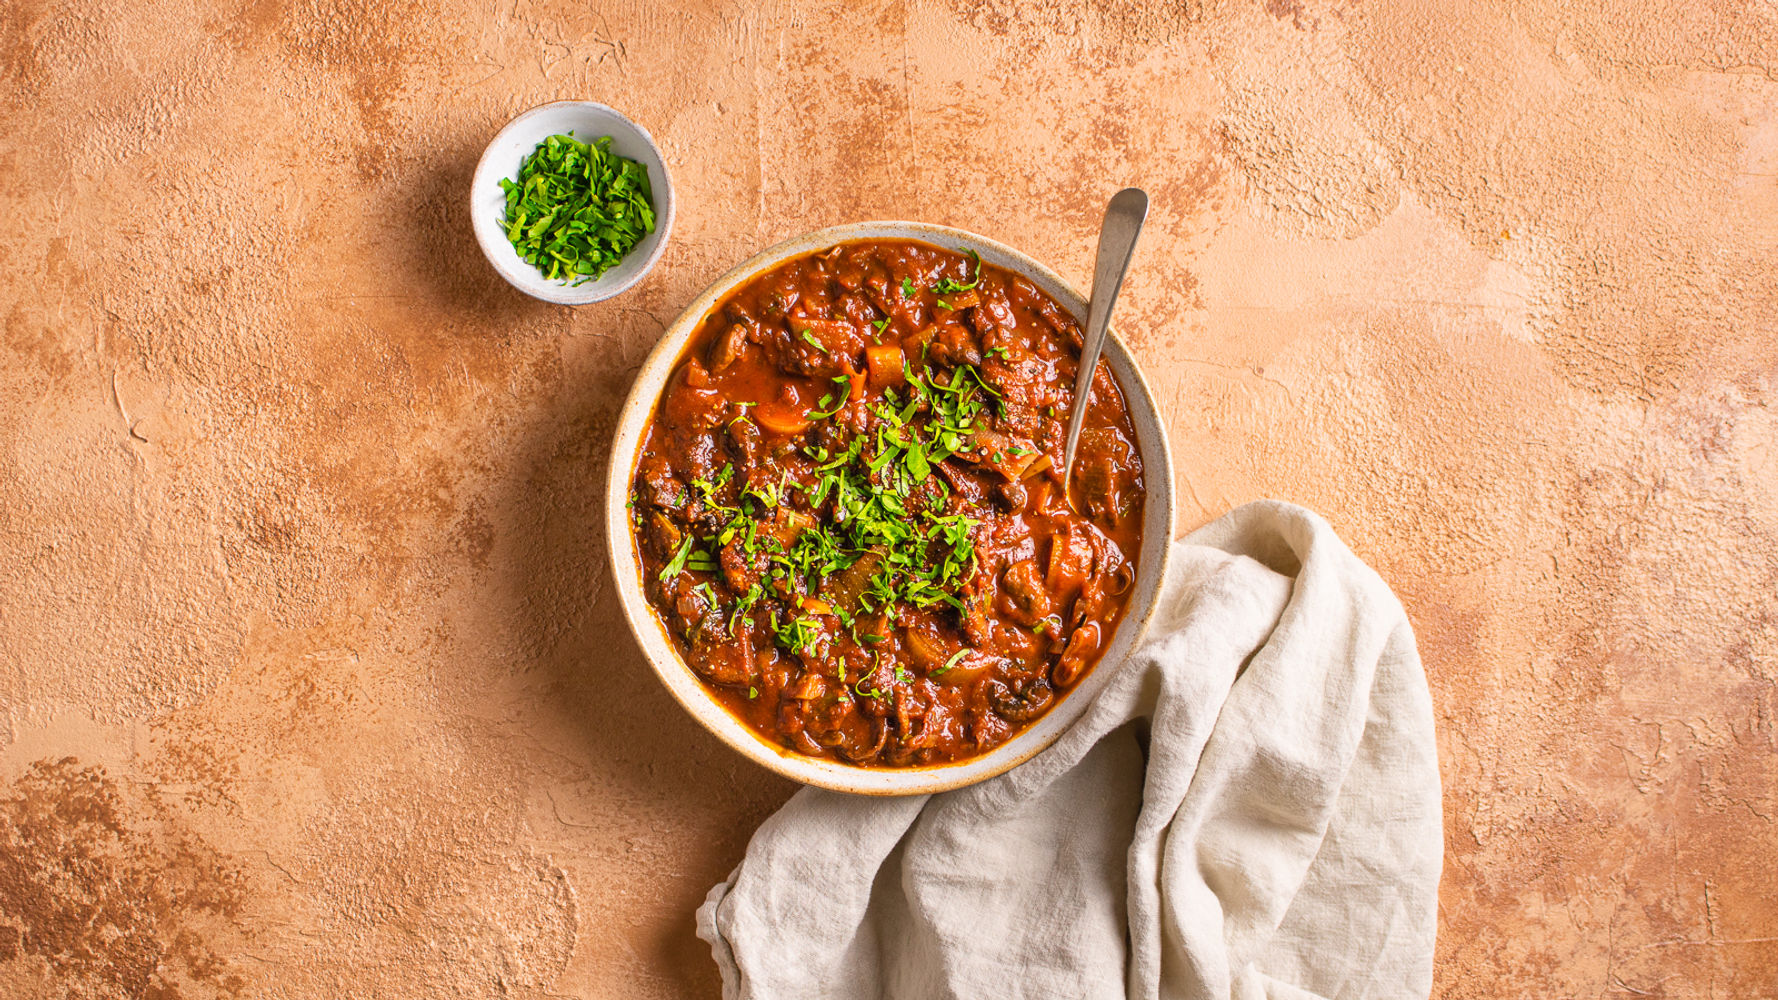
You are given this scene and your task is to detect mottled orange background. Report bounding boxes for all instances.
[2,0,1776,997]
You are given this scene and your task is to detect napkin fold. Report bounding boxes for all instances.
[698,501,1442,1000]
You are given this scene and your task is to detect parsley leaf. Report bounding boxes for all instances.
[933,249,982,294]
[932,649,968,676]
[774,614,823,656]
[498,133,656,286]
[904,440,931,481]
[658,537,693,581]
[808,378,851,419]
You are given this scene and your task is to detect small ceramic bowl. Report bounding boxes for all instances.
[606,222,1175,795]
[470,101,675,305]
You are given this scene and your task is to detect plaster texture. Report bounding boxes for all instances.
[1,1,1775,997]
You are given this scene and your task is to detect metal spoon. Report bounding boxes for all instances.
[1061,187,1149,507]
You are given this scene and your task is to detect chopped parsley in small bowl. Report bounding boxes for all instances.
[471,101,675,305]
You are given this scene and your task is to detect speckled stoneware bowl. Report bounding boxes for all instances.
[606,222,1175,795]
[470,100,674,305]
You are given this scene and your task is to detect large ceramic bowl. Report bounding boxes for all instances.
[606,222,1175,795]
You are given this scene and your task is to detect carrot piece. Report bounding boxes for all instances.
[864,344,905,388]
[755,405,811,437]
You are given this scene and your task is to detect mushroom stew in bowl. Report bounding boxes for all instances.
[627,239,1145,768]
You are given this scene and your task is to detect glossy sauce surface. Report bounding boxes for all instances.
[630,240,1144,767]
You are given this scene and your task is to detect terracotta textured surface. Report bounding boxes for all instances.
[2,1,1775,997]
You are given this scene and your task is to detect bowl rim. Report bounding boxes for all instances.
[605,221,1175,795]
[469,99,675,305]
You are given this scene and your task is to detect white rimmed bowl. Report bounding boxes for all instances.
[606,223,1175,795]
[470,101,675,305]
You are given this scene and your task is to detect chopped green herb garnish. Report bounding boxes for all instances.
[933,249,982,294]
[904,440,930,480]
[728,583,763,634]
[932,649,968,677]
[748,686,759,699]
[872,316,892,334]
[649,343,1027,689]
[775,614,822,657]
[809,379,851,419]
[900,277,916,298]
[498,133,656,286]
[658,537,694,581]
[801,329,828,353]
[854,671,886,699]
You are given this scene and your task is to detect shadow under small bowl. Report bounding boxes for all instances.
[606,223,1175,796]
[470,101,675,305]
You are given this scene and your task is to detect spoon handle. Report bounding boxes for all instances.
[1062,188,1149,498]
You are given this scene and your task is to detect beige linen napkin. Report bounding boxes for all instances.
[698,501,1442,999]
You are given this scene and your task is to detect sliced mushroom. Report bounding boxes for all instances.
[1073,427,1136,525]
[960,429,1042,480]
[1052,621,1102,688]
[707,322,750,373]
[785,671,829,701]
[1000,559,1053,626]
[835,717,889,763]
[726,413,764,469]
[992,480,1028,512]
[988,678,1054,723]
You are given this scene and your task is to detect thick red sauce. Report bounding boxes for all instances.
[630,240,1144,767]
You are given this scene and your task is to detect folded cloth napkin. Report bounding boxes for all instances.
[697,501,1442,1000]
